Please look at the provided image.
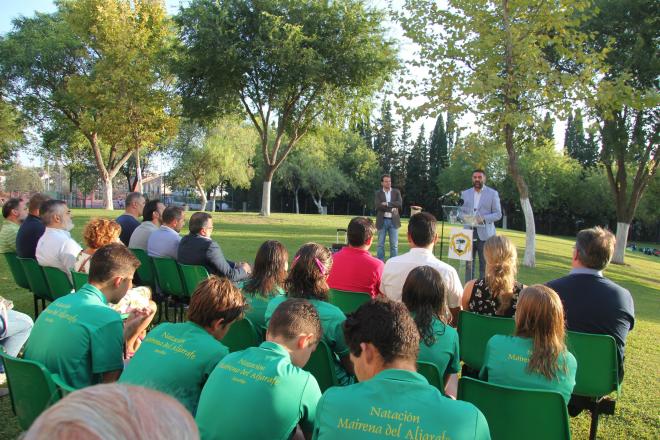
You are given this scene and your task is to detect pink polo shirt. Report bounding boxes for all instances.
[327,246,384,298]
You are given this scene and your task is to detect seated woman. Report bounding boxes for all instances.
[265,242,354,385]
[75,218,156,357]
[402,266,460,397]
[479,285,577,404]
[238,240,288,334]
[462,235,524,317]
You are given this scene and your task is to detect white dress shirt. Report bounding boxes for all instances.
[383,189,392,218]
[473,190,482,215]
[380,247,463,308]
[36,227,83,276]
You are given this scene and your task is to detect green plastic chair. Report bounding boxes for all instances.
[222,318,261,353]
[42,266,74,300]
[18,257,53,315]
[567,331,620,440]
[4,252,30,291]
[303,340,339,393]
[328,289,371,314]
[152,257,187,322]
[51,374,77,398]
[4,252,41,317]
[178,263,209,296]
[457,311,515,372]
[458,376,571,440]
[131,249,157,290]
[70,271,89,291]
[417,361,445,394]
[0,351,62,430]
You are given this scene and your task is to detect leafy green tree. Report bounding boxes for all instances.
[174,0,398,216]
[3,166,44,193]
[169,118,257,211]
[398,0,602,266]
[582,0,658,263]
[0,97,25,167]
[0,1,178,210]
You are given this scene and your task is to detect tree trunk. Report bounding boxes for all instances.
[612,222,630,264]
[195,179,208,212]
[135,148,143,194]
[294,187,300,214]
[260,166,276,216]
[211,186,218,212]
[311,193,323,214]
[101,180,113,210]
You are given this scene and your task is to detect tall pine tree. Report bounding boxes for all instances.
[373,100,397,174]
[391,119,411,191]
[429,113,450,194]
[405,126,429,209]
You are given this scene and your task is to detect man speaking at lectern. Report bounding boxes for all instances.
[461,169,501,278]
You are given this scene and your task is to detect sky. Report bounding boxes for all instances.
[1,0,565,169]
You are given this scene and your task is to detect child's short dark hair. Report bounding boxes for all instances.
[268,298,322,342]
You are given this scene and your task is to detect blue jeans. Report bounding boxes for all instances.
[465,236,486,281]
[377,218,399,261]
[0,310,33,373]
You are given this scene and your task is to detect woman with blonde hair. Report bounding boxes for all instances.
[461,235,523,317]
[75,218,156,358]
[479,285,577,404]
[264,242,354,385]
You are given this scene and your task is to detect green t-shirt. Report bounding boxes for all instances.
[265,295,351,385]
[238,281,285,335]
[0,220,19,253]
[196,341,322,440]
[313,369,491,440]
[24,283,124,389]
[479,335,577,404]
[119,321,228,414]
[418,317,461,377]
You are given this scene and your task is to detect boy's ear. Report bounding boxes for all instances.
[212,318,226,331]
[297,333,315,349]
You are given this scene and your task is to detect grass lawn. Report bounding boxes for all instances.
[1,209,658,439]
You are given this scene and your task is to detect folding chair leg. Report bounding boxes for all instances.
[589,407,600,440]
[33,295,39,318]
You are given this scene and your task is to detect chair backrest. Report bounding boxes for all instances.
[328,289,371,314]
[42,266,74,300]
[458,311,515,371]
[51,373,77,398]
[17,257,53,302]
[0,351,61,430]
[566,330,619,397]
[4,252,31,291]
[131,248,157,289]
[222,317,261,353]
[178,263,210,296]
[417,361,444,394]
[458,376,571,440]
[151,257,185,298]
[303,340,339,393]
[70,271,89,291]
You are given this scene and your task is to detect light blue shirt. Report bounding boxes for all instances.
[147,225,181,259]
[569,268,603,277]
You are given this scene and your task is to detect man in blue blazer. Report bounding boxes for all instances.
[461,169,502,279]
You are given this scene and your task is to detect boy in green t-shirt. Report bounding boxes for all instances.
[120,275,247,414]
[196,298,323,440]
[313,299,491,440]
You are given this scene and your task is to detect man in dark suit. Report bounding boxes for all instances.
[547,227,634,382]
[374,174,402,261]
[15,193,50,259]
[177,212,251,283]
[460,169,501,279]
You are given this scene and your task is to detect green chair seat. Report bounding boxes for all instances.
[70,271,89,291]
[3,252,30,291]
[42,266,74,300]
[131,248,157,290]
[18,257,53,303]
[151,257,186,298]
[328,289,371,314]
[457,311,515,371]
[0,351,62,430]
[458,376,571,440]
[417,361,444,394]
[566,331,620,439]
[51,374,77,398]
[222,318,261,353]
[303,340,339,393]
[178,263,210,296]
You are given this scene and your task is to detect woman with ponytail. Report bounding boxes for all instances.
[461,235,523,317]
[264,242,354,385]
[479,285,577,404]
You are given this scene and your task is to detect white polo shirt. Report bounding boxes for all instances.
[380,247,463,308]
[36,227,83,277]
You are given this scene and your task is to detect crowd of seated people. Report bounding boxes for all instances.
[0,195,635,439]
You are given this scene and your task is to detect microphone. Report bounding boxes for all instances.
[438,190,456,200]
[457,198,464,206]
